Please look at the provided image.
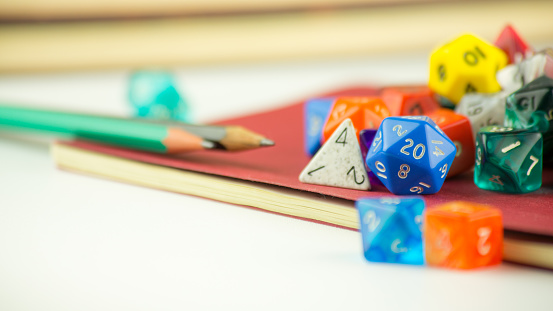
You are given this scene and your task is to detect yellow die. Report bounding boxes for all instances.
[429,34,508,104]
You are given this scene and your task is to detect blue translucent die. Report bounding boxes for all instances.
[366,116,456,195]
[304,98,334,156]
[128,70,191,122]
[356,197,425,265]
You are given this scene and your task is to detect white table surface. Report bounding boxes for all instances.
[1,53,553,311]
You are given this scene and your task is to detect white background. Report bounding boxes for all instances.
[1,52,553,311]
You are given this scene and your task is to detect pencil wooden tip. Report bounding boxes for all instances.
[221,126,274,151]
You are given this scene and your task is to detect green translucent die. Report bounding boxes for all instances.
[504,75,553,158]
[475,126,543,193]
[128,70,192,122]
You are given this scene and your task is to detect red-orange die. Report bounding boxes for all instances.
[381,85,440,116]
[428,109,475,178]
[322,97,390,143]
[425,201,503,269]
[494,24,533,64]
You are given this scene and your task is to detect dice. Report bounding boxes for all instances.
[494,24,533,64]
[380,85,440,116]
[366,116,456,195]
[425,201,503,269]
[128,70,190,122]
[496,64,524,94]
[322,97,390,143]
[300,119,370,190]
[427,109,475,178]
[496,50,553,93]
[429,34,508,104]
[359,129,383,186]
[359,128,378,160]
[356,197,424,265]
[304,97,334,156]
[455,92,508,139]
[475,126,543,193]
[504,75,553,157]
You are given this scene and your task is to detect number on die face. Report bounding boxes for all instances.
[505,75,553,158]
[425,201,503,269]
[475,126,542,194]
[456,92,507,139]
[427,109,475,178]
[429,34,508,104]
[366,116,456,195]
[300,119,370,190]
[356,197,425,265]
[322,97,390,143]
[380,85,440,116]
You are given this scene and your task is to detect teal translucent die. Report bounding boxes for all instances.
[504,75,553,158]
[474,126,543,193]
[356,197,425,265]
[128,70,192,122]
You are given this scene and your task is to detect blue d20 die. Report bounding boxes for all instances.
[366,117,456,195]
[304,98,334,156]
[356,197,425,265]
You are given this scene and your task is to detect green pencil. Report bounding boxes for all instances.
[0,104,274,153]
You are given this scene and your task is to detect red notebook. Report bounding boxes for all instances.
[61,86,553,238]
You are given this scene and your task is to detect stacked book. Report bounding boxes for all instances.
[1,0,552,73]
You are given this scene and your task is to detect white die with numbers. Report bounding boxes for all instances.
[455,92,508,140]
[496,51,553,93]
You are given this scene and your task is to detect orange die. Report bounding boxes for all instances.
[322,97,390,143]
[381,85,440,116]
[425,201,503,269]
[428,109,475,178]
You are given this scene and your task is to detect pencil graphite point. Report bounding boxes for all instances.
[202,140,217,149]
[260,138,275,147]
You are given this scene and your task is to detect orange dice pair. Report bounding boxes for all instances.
[425,201,503,269]
[380,85,440,116]
[427,109,475,178]
[322,97,390,143]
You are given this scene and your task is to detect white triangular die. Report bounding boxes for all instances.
[299,119,371,190]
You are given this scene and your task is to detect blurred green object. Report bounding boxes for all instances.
[0,105,171,153]
[128,70,192,122]
[504,75,553,158]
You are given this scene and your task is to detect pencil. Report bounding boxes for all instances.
[150,122,275,151]
[0,104,274,154]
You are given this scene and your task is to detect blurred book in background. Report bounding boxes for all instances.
[0,0,552,73]
[0,0,457,21]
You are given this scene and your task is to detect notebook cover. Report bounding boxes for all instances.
[60,86,553,237]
